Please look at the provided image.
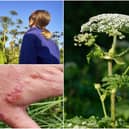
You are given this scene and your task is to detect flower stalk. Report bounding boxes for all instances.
[110,88,116,127]
[95,84,108,118]
[108,35,117,128]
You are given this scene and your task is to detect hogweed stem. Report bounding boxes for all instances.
[95,84,108,118]
[108,35,117,128]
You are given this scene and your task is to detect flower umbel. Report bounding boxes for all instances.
[81,13,129,39]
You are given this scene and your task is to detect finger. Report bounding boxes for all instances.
[2,106,40,128]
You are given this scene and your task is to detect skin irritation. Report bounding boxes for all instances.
[0,113,6,121]
[30,71,61,83]
[6,84,23,104]
[6,67,63,105]
[0,65,63,128]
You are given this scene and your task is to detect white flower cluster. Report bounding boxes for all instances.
[74,33,96,46]
[81,13,129,39]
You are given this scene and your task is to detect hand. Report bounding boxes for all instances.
[0,65,63,128]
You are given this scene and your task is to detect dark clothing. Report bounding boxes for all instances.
[19,27,60,64]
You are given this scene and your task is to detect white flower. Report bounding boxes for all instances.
[81,13,129,38]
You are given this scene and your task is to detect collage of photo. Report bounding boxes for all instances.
[0,0,129,128]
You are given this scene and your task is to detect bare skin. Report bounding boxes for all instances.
[0,64,63,128]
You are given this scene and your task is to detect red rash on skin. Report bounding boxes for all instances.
[30,72,40,79]
[30,71,62,83]
[0,113,5,120]
[6,91,21,103]
[30,73,55,82]
[6,83,23,103]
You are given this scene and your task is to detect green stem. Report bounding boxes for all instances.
[96,88,108,118]
[101,97,108,118]
[112,35,117,53]
[108,60,112,76]
[108,35,117,127]
[3,31,6,53]
[109,35,117,56]
[123,66,129,75]
[108,60,116,127]
[111,88,116,127]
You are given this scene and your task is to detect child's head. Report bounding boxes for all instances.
[29,10,50,28]
[29,10,52,39]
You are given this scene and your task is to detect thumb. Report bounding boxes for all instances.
[0,105,40,128]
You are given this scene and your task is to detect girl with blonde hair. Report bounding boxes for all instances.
[19,10,60,64]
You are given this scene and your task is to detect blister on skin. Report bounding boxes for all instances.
[30,72,60,83]
[5,83,23,104]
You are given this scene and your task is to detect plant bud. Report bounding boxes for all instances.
[94,83,101,89]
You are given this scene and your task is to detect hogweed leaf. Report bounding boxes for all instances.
[87,44,104,63]
[102,74,129,91]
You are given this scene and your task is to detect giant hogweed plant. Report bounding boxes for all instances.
[74,13,129,127]
[0,11,26,64]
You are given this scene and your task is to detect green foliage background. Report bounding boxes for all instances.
[64,1,129,127]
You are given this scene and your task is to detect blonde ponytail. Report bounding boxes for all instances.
[42,28,52,39]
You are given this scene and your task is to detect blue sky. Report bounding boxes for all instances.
[0,1,63,33]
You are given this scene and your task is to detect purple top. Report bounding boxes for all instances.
[19,27,60,64]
